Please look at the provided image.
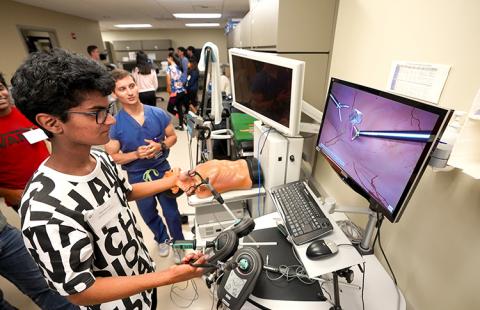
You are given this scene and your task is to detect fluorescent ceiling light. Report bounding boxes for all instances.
[185,23,220,27]
[114,24,152,28]
[174,13,221,19]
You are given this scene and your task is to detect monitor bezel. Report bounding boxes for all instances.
[316,78,452,222]
[229,48,305,137]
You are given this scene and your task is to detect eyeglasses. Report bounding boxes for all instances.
[67,102,115,124]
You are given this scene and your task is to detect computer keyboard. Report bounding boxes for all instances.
[269,181,333,245]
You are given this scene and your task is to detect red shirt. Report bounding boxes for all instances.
[0,107,49,190]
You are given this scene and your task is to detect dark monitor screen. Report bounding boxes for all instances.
[316,78,451,222]
[231,54,293,129]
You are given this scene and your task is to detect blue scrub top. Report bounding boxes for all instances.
[110,105,172,173]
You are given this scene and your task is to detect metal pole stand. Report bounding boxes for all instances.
[330,272,343,310]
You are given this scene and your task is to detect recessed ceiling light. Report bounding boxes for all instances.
[185,23,220,27]
[174,13,221,19]
[114,24,152,28]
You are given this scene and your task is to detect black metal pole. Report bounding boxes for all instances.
[330,272,342,310]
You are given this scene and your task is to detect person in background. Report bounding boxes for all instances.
[220,64,232,96]
[185,58,199,113]
[176,47,189,84]
[11,49,205,309]
[86,45,100,61]
[186,45,200,62]
[99,52,116,71]
[166,53,188,130]
[106,69,185,259]
[0,72,77,310]
[132,51,158,107]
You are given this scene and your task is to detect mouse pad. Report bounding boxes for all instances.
[244,227,324,301]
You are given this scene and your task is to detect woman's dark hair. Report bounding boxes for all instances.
[167,52,181,68]
[0,72,6,87]
[11,48,114,136]
[188,58,198,74]
[136,51,153,75]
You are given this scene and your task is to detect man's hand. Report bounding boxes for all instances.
[136,139,161,159]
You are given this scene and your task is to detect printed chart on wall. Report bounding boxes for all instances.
[387,61,450,104]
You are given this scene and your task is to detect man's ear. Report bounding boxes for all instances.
[111,91,117,99]
[36,113,63,135]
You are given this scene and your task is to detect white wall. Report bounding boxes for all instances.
[314,1,480,309]
[0,0,104,81]
[101,29,228,64]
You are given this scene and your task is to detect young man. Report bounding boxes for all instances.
[0,72,77,310]
[12,49,205,309]
[105,69,184,258]
[87,45,100,61]
[176,47,189,84]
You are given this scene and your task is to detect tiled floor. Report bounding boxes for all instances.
[0,94,215,309]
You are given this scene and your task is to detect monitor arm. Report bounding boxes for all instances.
[300,100,323,134]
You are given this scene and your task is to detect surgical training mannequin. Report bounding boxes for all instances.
[170,158,262,198]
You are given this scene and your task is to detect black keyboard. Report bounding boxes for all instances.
[269,181,333,245]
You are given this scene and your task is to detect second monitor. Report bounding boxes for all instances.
[229,48,305,137]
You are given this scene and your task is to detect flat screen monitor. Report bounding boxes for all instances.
[316,78,452,222]
[229,48,305,137]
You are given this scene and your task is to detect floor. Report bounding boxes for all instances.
[0,93,216,309]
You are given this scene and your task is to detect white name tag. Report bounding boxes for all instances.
[86,197,121,235]
[23,128,48,144]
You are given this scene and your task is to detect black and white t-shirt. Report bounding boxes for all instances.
[20,150,155,309]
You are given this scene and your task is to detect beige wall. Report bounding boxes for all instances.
[0,0,103,81]
[313,0,480,309]
[101,29,228,64]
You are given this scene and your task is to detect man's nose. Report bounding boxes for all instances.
[105,113,116,125]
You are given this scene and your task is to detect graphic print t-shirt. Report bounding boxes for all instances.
[20,150,155,310]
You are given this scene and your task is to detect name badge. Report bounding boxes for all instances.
[86,197,121,235]
[23,128,48,144]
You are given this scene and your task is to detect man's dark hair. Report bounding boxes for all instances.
[177,47,186,56]
[168,47,174,53]
[187,46,195,53]
[87,45,98,55]
[11,48,115,135]
[0,72,6,87]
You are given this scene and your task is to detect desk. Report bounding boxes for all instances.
[245,212,406,310]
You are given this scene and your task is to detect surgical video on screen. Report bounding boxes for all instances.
[231,55,293,128]
[317,81,440,214]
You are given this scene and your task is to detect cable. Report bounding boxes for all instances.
[256,127,271,216]
[361,262,366,310]
[320,280,333,304]
[210,281,217,310]
[169,279,199,308]
[336,220,365,244]
[376,219,397,286]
